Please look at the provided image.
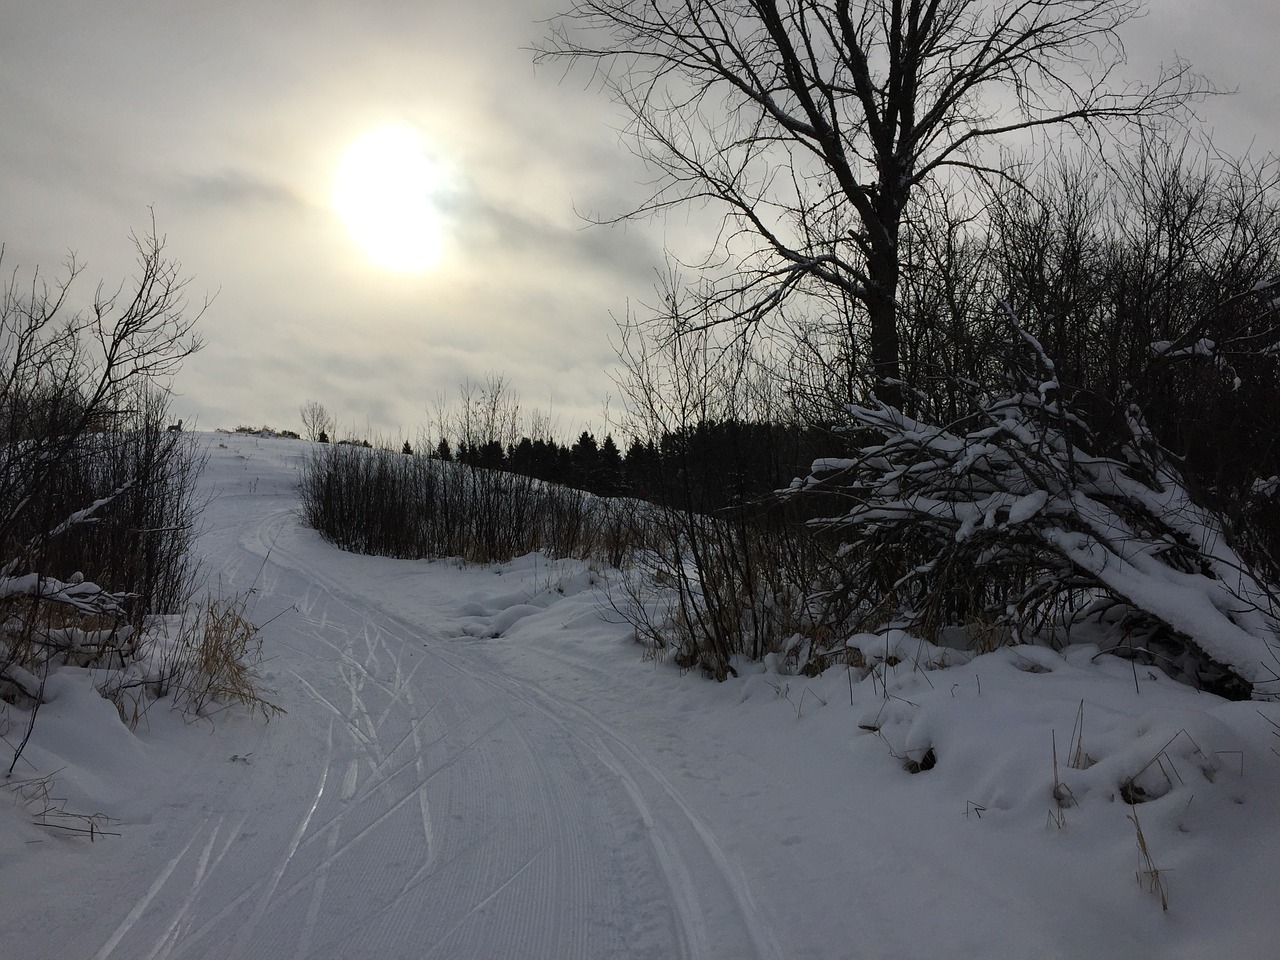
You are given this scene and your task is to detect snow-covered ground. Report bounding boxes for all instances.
[2,431,1278,959]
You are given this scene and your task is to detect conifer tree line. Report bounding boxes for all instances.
[429,429,625,497]
[425,420,829,510]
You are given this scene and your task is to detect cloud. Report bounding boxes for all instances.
[3,0,1276,444]
[177,171,304,210]
[447,188,663,291]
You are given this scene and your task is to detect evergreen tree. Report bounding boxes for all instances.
[509,436,535,475]
[598,434,624,495]
[476,439,505,470]
[571,431,600,488]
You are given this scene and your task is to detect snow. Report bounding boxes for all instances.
[2,431,1279,958]
[1008,488,1049,525]
[1149,338,1217,360]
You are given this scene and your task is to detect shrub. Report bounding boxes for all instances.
[111,591,282,724]
[299,440,633,565]
[0,228,272,773]
[795,319,1280,699]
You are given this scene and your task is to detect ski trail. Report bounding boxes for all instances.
[428,641,783,960]
[92,822,209,960]
[192,493,722,957]
[293,818,341,960]
[421,841,556,960]
[278,715,508,886]
[263,521,686,956]
[141,815,244,960]
[302,834,491,957]
[404,687,437,880]
[285,594,720,956]
[225,718,336,957]
[287,669,378,747]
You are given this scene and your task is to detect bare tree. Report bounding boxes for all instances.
[541,0,1210,404]
[300,400,334,443]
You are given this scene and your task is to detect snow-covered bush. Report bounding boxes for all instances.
[795,321,1280,700]
[0,229,224,770]
[99,591,282,726]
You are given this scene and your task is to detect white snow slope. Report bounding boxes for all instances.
[2,432,1279,959]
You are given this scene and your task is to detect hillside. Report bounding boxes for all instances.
[1,431,1278,959]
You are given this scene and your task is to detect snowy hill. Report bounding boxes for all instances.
[1,431,1278,959]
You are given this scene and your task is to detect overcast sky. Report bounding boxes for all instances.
[2,0,1276,441]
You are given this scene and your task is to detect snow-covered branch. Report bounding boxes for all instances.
[0,572,130,616]
[797,328,1280,700]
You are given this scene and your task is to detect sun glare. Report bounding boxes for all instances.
[332,123,444,273]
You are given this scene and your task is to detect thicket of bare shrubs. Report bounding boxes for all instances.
[613,501,843,679]
[299,438,640,565]
[604,327,846,679]
[1,231,276,779]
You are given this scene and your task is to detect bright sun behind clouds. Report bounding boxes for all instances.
[332,123,445,273]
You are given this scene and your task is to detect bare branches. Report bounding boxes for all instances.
[794,316,1279,699]
[540,0,1210,400]
[86,227,206,402]
[299,400,334,443]
[0,224,205,591]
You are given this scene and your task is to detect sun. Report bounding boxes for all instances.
[332,123,445,273]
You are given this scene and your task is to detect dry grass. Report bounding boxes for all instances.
[1128,805,1170,911]
[167,593,284,723]
[4,770,120,841]
[1049,702,1097,828]
[1048,731,1072,828]
[963,614,1014,654]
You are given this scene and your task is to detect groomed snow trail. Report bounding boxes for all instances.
[6,433,1280,960]
[2,436,781,960]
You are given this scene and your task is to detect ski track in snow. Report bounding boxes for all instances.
[53,457,777,960]
[11,436,1278,960]
[255,504,778,960]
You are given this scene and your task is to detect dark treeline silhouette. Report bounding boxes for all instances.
[434,421,835,513]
